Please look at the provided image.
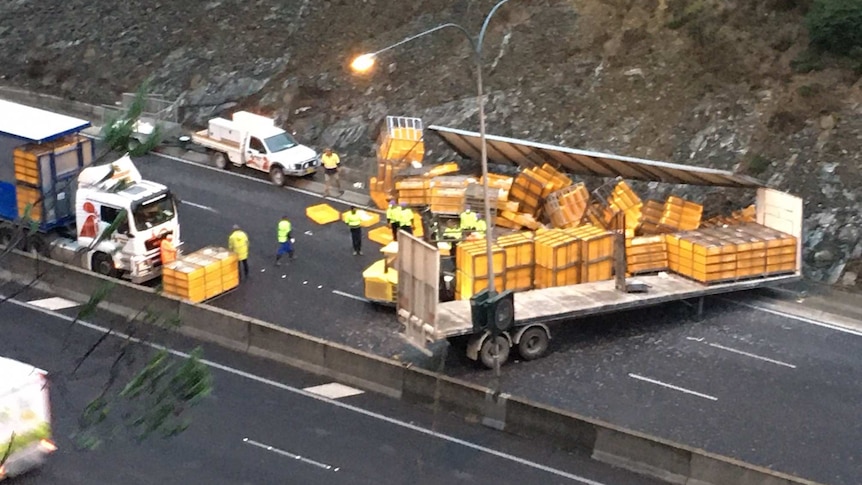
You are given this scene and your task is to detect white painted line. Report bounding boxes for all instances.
[154,152,382,213]
[7,296,606,485]
[304,382,365,399]
[27,297,79,310]
[707,342,797,369]
[727,299,862,338]
[332,289,369,303]
[181,200,219,213]
[243,438,339,471]
[628,373,718,401]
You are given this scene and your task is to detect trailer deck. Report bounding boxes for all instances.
[433,272,800,339]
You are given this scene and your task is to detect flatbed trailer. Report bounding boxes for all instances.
[398,127,804,369]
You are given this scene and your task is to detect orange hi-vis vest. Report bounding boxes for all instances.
[160,237,177,265]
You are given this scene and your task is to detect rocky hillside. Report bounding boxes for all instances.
[1,0,860,286]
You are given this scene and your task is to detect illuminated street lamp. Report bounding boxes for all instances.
[351,0,513,296]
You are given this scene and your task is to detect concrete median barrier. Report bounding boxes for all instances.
[178,302,250,352]
[0,249,825,485]
[322,343,404,398]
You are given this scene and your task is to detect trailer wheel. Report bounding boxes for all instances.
[479,336,510,369]
[517,326,550,361]
[269,166,285,186]
[92,252,117,277]
[211,150,229,170]
[25,233,50,256]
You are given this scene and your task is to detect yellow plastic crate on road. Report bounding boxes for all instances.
[306,203,342,225]
[162,246,239,302]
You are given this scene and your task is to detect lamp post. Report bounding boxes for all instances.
[351,0,513,296]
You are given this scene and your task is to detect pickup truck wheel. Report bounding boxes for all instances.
[479,336,510,369]
[211,151,229,170]
[92,252,117,277]
[269,166,285,186]
[517,326,550,361]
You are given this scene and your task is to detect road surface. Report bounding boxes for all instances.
[126,153,862,485]
[0,293,659,485]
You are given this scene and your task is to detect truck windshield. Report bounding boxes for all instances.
[264,132,298,153]
[131,193,176,231]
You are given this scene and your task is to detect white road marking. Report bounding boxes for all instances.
[180,200,219,213]
[243,438,339,471]
[628,373,718,401]
[304,382,365,399]
[154,152,383,214]
[331,290,369,303]
[6,296,607,485]
[725,299,862,337]
[707,342,797,369]
[27,297,79,310]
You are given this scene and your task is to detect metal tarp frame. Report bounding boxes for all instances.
[428,125,765,188]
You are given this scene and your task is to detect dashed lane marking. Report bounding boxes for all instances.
[303,382,365,400]
[27,297,79,311]
[180,200,219,213]
[628,373,718,401]
[707,342,797,369]
[242,438,339,471]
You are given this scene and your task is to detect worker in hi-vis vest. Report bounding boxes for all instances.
[321,148,342,197]
[399,202,415,236]
[344,206,363,255]
[228,224,250,281]
[275,215,295,266]
[386,198,402,241]
[459,205,478,231]
[160,233,177,265]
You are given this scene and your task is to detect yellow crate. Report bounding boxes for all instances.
[456,240,506,279]
[608,180,643,230]
[341,209,380,228]
[660,196,703,231]
[368,225,394,246]
[162,260,207,302]
[455,270,506,300]
[497,232,534,267]
[183,253,223,299]
[504,266,533,292]
[368,177,390,210]
[535,265,580,289]
[15,184,42,221]
[424,162,460,178]
[306,203,342,225]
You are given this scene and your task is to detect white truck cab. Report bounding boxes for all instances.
[191,111,320,185]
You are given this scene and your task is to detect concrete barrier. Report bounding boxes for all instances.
[0,249,825,485]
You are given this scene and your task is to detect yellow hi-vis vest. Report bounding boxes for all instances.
[443,226,462,240]
[473,219,487,237]
[386,204,402,223]
[277,219,292,242]
[460,210,478,230]
[399,207,415,227]
[345,211,362,228]
[228,230,250,260]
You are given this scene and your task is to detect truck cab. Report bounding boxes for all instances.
[192,111,320,185]
[51,156,181,283]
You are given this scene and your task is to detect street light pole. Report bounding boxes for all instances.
[351,0,514,295]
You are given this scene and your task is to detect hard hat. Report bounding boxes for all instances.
[400,201,407,207]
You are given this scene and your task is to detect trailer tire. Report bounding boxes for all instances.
[517,326,550,361]
[269,166,285,186]
[25,233,50,256]
[92,252,117,277]
[479,335,510,369]
[211,150,229,170]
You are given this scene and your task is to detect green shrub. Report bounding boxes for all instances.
[805,0,862,55]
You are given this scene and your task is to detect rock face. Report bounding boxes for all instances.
[1,0,860,286]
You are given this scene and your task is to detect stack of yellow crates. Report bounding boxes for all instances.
[455,240,506,300]
[625,235,668,275]
[534,229,582,289]
[638,199,667,234]
[396,177,430,206]
[666,230,741,283]
[362,260,398,302]
[422,162,460,178]
[429,176,469,214]
[162,246,239,303]
[660,196,703,231]
[368,176,389,210]
[701,205,757,228]
[566,225,614,283]
[731,224,797,276]
[607,180,643,231]
[585,202,620,230]
[497,210,542,230]
[497,232,534,292]
[544,183,590,229]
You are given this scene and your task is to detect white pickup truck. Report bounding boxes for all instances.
[191,111,320,186]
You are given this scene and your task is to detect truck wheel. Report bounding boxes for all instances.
[269,166,285,186]
[92,252,117,277]
[25,233,50,256]
[211,151,229,170]
[517,326,550,361]
[479,336,510,369]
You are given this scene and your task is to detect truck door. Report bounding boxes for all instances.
[246,136,269,171]
[99,205,133,254]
